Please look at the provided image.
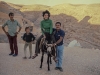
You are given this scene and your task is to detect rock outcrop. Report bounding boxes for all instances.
[68,40,81,47]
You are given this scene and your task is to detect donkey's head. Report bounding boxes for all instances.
[45,43,53,52]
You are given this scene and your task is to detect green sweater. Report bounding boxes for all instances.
[41,19,53,34]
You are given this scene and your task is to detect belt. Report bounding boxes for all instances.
[57,43,63,46]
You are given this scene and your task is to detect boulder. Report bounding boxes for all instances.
[68,40,82,47]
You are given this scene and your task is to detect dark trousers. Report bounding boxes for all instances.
[35,35,43,54]
[7,35,18,55]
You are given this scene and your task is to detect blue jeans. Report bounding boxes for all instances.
[56,45,64,68]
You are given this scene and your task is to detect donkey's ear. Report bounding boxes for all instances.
[46,45,48,48]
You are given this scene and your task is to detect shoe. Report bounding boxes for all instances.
[13,54,18,57]
[9,53,14,55]
[59,67,63,72]
[23,57,27,59]
[55,67,59,70]
[32,54,38,59]
[29,56,31,59]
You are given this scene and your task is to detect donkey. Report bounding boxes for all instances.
[39,37,56,71]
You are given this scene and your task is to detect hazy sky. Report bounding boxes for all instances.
[2,0,100,6]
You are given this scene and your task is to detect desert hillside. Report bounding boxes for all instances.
[19,3,100,24]
[0,1,100,49]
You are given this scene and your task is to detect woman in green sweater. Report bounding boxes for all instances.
[41,10,53,43]
[32,10,54,59]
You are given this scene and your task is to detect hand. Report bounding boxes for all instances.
[48,44,52,47]
[15,32,19,35]
[5,32,9,35]
[52,43,56,47]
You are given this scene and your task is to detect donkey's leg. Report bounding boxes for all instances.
[50,54,52,64]
[40,52,44,68]
[47,53,50,71]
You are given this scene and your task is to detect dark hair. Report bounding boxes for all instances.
[25,27,30,31]
[42,10,50,17]
[9,12,14,17]
[55,22,61,26]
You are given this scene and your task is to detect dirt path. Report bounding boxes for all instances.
[0,43,100,75]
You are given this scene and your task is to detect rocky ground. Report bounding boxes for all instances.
[0,43,100,75]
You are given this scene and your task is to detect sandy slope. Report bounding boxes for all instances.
[1,1,100,49]
[0,43,100,75]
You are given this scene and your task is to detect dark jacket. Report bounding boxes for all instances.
[23,33,35,43]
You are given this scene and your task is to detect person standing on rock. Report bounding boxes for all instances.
[2,12,22,57]
[53,22,65,72]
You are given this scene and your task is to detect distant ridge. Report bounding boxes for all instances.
[0,1,100,50]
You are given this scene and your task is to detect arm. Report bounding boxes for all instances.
[2,27,7,33]
[15,27,21,35]
[18,27,22,33]
[50,20,53,34]
[41,21,44,35]
[16,21,22,34]
[54,31,65,46]
[23,34,26,41]
[31,34,35,41]
[2,21,8,35]
[55,37,63,45]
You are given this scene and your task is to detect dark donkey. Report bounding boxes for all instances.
[39,32,56,71]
